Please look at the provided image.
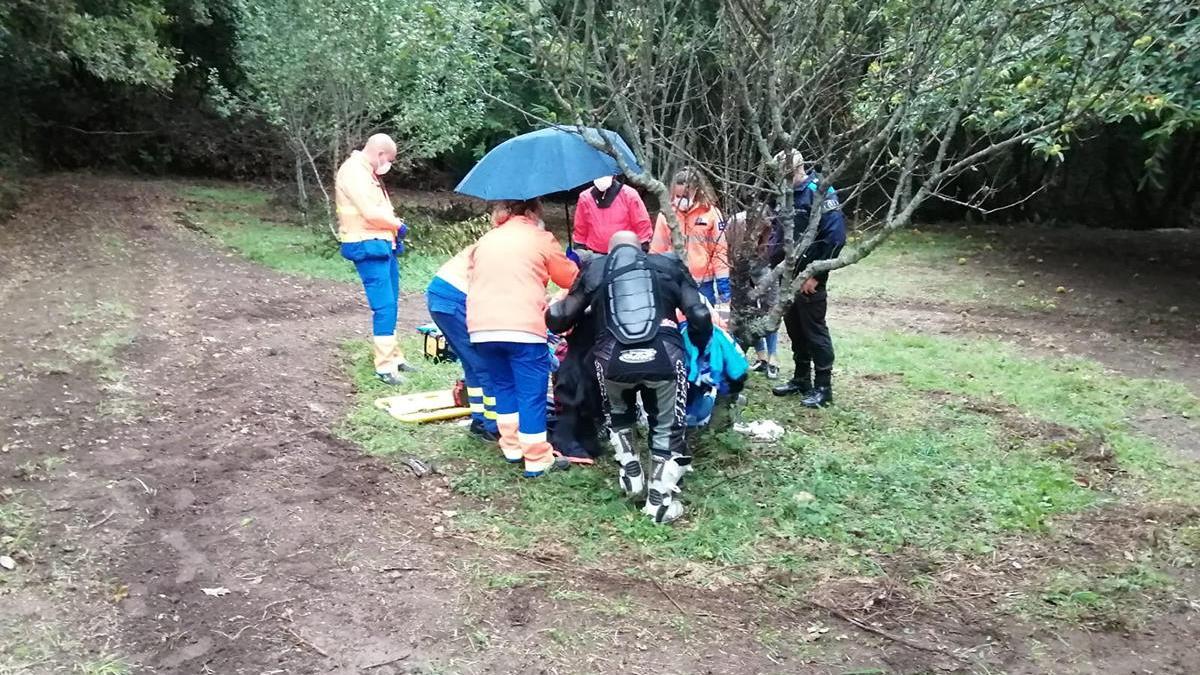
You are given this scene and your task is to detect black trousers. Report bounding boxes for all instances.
[782,290,834,385]
[593,332,689,459]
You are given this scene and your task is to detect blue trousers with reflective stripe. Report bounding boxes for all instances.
[476,341,549,436]
[428,303,498,434]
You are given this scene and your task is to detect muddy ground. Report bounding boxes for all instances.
[1,174,1197,674]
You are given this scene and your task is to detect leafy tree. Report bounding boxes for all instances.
[0,0,179,88]
[503,0,1196,342]
[216,0,494,224]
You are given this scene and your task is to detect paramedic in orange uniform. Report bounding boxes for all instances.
[426,246,500,442]
[649,167,729,304]
[467,198,579,477]
[335,134,413,384]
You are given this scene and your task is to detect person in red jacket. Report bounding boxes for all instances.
[572,175,653,259]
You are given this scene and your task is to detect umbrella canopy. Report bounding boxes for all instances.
[455,126,643,201]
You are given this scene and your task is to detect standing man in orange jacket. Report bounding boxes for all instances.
[335,134,414,384]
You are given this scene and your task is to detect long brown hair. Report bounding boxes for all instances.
[490,198,543,225]
[670,166,716,206]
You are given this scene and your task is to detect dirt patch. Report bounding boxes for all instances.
[1132,411,1200,463]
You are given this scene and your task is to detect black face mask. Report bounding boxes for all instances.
[591,179,622,209]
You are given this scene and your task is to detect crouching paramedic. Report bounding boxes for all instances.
[335,133,413,384]
[546,231,713,524]
[468,198,579,477]
[426,246,499,442]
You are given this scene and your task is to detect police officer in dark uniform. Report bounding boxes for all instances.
[547,231,713,524]
[769,151,847,408]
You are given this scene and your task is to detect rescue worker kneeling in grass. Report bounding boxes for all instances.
[426,246,500,442]
[546,231,713,524]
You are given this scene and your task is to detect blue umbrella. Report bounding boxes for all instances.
[455,126,643,201]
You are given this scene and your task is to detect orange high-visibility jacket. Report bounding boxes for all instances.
[434,246,472,294]
[467,215,579,340]
[334,151,398,243]
[650,203,728,282]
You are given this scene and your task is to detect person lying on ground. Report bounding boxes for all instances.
[467,198,579,477]
[335,133,414,384]
[546,231,713,524]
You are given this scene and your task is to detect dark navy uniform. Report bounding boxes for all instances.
[769,173,847,403]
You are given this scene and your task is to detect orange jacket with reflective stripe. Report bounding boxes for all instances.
[467,215,579,339]
[650,203,728,282]
[334,151,398,243]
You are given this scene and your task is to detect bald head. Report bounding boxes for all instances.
[363,134,397,174]
[609,230,640,251]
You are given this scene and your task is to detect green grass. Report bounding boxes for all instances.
[180,184,271,208]
[0,494,35,563]
[1025,563,1172,627]
[179,183,474,294]
[337,328,1200,585]
[837,331,1200,486]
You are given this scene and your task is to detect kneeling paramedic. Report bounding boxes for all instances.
[546,231,713,524]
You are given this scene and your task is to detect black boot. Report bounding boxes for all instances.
[802,369,833,408]
[772,377,812,397]
[468,419,500,443]
[801,386,833,408]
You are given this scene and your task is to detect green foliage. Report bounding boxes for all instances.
[220,0,494,168]
[403,214,492,257]
[0,0,179,88]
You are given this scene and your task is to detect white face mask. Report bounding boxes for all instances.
[375,161,392,175]
[593,175,614,191]
[674,196,692,212]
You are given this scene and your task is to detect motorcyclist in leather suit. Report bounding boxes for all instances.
[547,231,713,524]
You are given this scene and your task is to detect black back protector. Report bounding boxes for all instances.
[602,244,660,345]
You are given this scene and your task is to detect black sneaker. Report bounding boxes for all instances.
[801,386,833,408]
[750,360,768,374]
[376,371,405,386]
[771,379,812,397]
[765,364,780,380]
[468,419,500,443]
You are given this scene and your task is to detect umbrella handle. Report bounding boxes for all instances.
[564,202,573,246]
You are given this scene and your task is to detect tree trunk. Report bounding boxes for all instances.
[294,153,309,227]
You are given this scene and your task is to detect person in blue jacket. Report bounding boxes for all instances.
[768,150,847,408]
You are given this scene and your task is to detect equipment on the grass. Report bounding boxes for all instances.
[416,324,456,363]
[375,388,470,423]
